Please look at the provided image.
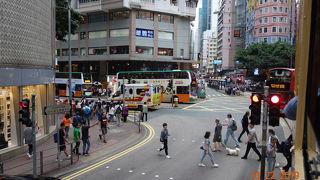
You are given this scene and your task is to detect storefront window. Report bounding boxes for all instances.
[110,46,129,54]
[81,48,87,56]
[88,31,107,39]
[158,48,173,56]
[71,48,78,56]
[62,49,68,56]
[136,46,153,55]
[137,11,154,21]
[0,87,16,149]
[110,29,129,37]
[56,49,60,56]
[88,47,107,55]
[109,11,130,21]
[158,14,174,23]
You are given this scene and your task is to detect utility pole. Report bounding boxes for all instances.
[68,1,72,116]
[260,86,269,180]
[31,95,37,176]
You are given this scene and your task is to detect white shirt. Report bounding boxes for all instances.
[248,128,257,143]
[109,107,115,115]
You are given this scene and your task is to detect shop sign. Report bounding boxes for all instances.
[136,28,154,38]
[44,104,71,115]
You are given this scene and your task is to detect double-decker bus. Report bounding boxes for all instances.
[266,68,295,108]
[116,70,198,103]
[55,72,93,98]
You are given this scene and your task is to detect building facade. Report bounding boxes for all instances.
[56,0,198,81]
[206,31,218,72]
[0,0,55,153]
[245,0,297,45]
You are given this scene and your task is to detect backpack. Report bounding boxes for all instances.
[83,106,91,115]
[230,120,237,131]
[53,131,58,143]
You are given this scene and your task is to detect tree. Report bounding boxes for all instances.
[235,42,295,75]
[56,0,83,41]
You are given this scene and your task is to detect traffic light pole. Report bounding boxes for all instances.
[31,95,37,176]
[260,86,269,180]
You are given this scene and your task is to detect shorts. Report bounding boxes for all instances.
[101,128,108,135]
[213,135,221,142]
[59,144,66,151]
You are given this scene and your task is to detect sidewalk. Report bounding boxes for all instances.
[1,118,145,177]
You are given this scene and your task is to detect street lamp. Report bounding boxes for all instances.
[57,1,72,116]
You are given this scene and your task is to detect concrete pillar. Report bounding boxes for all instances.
[129,10,136,57]
[154,12,159,58]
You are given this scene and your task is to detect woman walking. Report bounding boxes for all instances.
[238,111,250,143]
[62,114,71,138]
[199,131,219,168]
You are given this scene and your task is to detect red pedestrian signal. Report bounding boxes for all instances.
[19,99,31,126]
[269,94,281,126]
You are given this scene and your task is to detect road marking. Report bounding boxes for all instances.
[169,177,174,180]
[155,175,159,178]
[116,168,121,171]
[182,98,213,110]
[129,170,133,173]
[141,172,146,175]
[62,122,155,180]
[105,166,109,169]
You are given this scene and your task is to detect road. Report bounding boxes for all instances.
[61,88,278,180]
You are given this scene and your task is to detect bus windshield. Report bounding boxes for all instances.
[267,69,292,84]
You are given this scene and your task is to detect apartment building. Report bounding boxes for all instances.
[56,0,198,81]
[245,0,297,45]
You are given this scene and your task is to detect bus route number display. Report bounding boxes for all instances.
[271,84,285,89]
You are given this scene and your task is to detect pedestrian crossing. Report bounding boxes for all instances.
[206,94,227,98]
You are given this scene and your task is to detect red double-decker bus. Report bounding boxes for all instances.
[266,68,295,108]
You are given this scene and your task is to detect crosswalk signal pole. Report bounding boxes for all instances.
[260,86,269,180]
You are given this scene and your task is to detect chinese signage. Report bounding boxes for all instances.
[234,30,241,37]
[136,28,154,38]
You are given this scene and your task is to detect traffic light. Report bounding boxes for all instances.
[249,93,262,125]
[269,94,281,126]
[18,99,31,126]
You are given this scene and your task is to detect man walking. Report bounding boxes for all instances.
[142,103,148,122]
[72,124,81,155]
[158,123,170,159]
[23,124,33,158]
[238,111,250,143]
[241,123,262,161]
[82,104,92,125]
[223,114,240,148]
[81,122,98,155]
[57,123,71,161]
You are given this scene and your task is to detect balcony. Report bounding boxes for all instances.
[77,0,102,13]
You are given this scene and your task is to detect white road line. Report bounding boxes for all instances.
[155,175,159,178]
[129,170,133,173]
[116,168,121,171]
[106,166,109,169]
[141,173,146,175]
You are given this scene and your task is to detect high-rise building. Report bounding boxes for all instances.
[56,0,198,81]
[199,0,213,34]
[245,0,297,45]
[206,31,218,72]
[0,0,55,157]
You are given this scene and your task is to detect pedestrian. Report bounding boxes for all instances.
[241,123,262,161]
[72,112,83,127]
[109,105,115,122]
[23,124,33,158]
[81,121,98,155]
[142,103,148,121]
[99,113,109,143]
[223,114,240,148]
[199,131,219,168]
[122,105,129,122]
[62,113,71,138]
[56,122,71,161]
[267,136,278,178]
[238,111,250,143]
[72,124,81,155]
[82,103,92,125]
[268,129,279,145]
[158,123,170,159]
[281,135,293,172]
[95,103,103,122]
[213,118,222,151]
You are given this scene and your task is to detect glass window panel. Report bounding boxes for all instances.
[110,29,129,37]
[88,31,107,39]
[110,11,130,21]
[110,46,129,54]
[137,11,154,21]
[80,48,87,56]
[158,31,174,40]
[158,14,174,23]
[88,13,107,23]
[158,48,173,56]
[136,46,153,55]
[88,47,107,55]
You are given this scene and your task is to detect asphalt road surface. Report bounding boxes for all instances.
[62,88,276,180]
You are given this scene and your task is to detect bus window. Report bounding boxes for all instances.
[157,87,160,93]
[177,86,189,94]
[136,88,146,95]
[129,88,133,94]
[75,84,82,91]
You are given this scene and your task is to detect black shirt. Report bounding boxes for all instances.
[59,129,65,145]
[242,115,249,127]
[81,126,90,139]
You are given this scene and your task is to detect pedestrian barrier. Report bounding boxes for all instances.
[0,143,79,176]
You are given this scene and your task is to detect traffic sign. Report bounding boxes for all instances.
[44,104,71,115]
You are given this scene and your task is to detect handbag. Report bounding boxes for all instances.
[200,146,204,150]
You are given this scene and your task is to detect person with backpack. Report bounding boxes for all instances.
[158,123,170,159]
[199,131,219,168]
[56,122,71,161]
[241,123,262,161]
[82,103,92,125]
[72,112,83,127]
[238,111,250,143]
[223,114,240,148]
[122,105,129,123]
[72,124,81,155]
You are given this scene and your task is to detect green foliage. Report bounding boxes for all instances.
[56,0,83,41]
[235,42,295,74]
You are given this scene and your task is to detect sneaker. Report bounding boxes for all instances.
[212,164,219,168]
[166,155,171,159]
[103,140,107,143]
[198,163,206,167]
[241,156,247,159]
[238,140,242,143]
[27,153,32,158]
[99,134,102,140]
